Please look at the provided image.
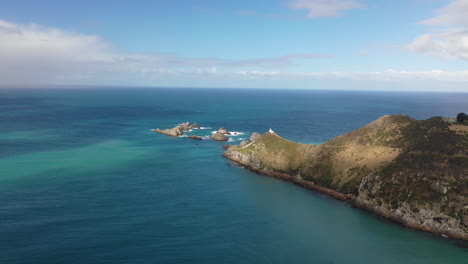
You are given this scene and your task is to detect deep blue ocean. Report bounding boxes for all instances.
[0,88,467,264]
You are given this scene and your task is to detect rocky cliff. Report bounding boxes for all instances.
[223,115,468,240]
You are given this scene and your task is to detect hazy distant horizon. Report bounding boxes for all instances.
[1,84,468,93]
[1,0,468,92]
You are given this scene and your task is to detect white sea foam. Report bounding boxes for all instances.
[228,138,235,142]
[200,127,212,130]
[229,131,244,136]
[211,131,244,136]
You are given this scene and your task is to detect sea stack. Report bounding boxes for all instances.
[191,122,201,129]
[211,132,229,141]
[217,127,231,135]
[180,122,191,131]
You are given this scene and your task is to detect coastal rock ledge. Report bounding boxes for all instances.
[223,115,468,241]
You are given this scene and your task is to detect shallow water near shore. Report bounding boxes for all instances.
[0,87,467,263]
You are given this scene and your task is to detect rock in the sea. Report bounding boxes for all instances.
[222,145,232,149]
[250,132,261,142]
[191,122,201,129]
[211,132,229,141]
[218,127,231,135]
[181,122,191,131]
[154,126,183,137]
[188,135,203,140]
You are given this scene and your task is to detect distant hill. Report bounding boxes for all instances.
[223,115,468,240]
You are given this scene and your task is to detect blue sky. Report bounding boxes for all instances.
[0,0,467,91]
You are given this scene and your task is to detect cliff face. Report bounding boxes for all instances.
[223,115,468,240]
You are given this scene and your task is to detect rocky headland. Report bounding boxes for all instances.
[223,115,468,240]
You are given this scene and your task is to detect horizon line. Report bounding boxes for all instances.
[0,84,467,93]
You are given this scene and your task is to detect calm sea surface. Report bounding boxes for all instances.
[0,88,467,263]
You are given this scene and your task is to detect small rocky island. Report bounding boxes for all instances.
[154,121,201,137]
[223,115,468,240]
[211,127,231,141]
[154,122,234,142]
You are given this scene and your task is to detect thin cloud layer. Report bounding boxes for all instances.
[420,0,468,26]
[237,70,468,82]
[0,19,331,85]
[288,0,365,18]
[0,18,467,91]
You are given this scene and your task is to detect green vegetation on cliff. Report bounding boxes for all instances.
[457,112,468,124]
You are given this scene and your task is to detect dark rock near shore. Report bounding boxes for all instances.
[188,135,203,140]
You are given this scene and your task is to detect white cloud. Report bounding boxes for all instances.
[236,70,468,82]
[0,19,332,85]
[288,0,365,19]
[237,70,281,79]
[1,19,467,92]
[409,30,468,60]
[0,20,115,84]
[410,1,468,60]
[0,20,113,62]
[420,0,468,26]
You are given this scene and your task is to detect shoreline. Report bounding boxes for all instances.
[224,155,468,242]
[224,157,350,201]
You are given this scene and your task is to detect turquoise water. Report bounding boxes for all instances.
[0,88,467,263]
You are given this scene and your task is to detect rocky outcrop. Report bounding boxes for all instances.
[223,115,468,240]
[188,135,203,140]
[155,121,202,137]
[211,132,229,141]
[250,132,261,141]
[191,122,201,129]
[181,122,191,131]
[218,127,231,135]
[154,126,183,137]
